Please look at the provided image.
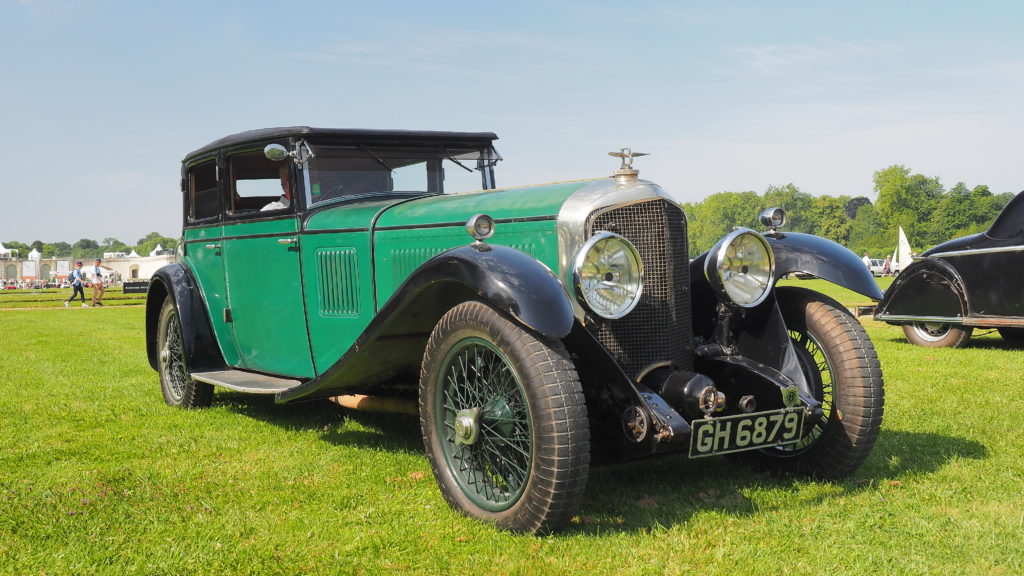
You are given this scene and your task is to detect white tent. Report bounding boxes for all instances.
[890,226,913,275]
[0,242,16,259]
[149,244,164,257]
[128,250,140,258]
[28,248,41,261]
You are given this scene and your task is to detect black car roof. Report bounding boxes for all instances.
[184,126,499,162]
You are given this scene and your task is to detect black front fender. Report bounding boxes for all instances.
[767,232,884,301]
[277,243,574,403]
[145,263,225,373]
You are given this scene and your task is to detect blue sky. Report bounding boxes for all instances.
[3,0,1022,244]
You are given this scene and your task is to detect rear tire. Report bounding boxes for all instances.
[157,299,213,408]
[419,302,590,533]
[903,323,972,348]
[997,327,1024,345]
[748,288,884,479]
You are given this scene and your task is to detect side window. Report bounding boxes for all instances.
[229,149,294,215]
[187,160,219,222]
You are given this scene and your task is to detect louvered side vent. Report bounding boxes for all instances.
[391,247,451,286]
[508,243,537,257]
[316,248,360,317]
[586,200,693,376]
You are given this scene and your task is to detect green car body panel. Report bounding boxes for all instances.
[182,172,585,379]
[300,182,581,374]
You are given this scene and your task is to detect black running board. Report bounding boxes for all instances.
[191,370,302,394]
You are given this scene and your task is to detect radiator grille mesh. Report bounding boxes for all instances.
[586,200,692,376]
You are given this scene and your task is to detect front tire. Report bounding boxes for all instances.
[157,298,213,408]
[903,323,972,348]
[751,288,884,479]
[419,302,590,533]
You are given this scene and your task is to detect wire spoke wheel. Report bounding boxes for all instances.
[157,299,212,408]
[746,287,884,479]
[160,307,189,401]
[775,328,834,455]
[438,338,531,511]
[420,302,589,533]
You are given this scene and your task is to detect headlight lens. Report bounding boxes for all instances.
[705,228,774,307]
[573,232,644,319]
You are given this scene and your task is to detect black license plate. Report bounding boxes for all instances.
[689,408,804,458]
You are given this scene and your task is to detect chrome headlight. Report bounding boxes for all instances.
[705,228,774,308]
[573,232,643,319]
[759,207,787,229]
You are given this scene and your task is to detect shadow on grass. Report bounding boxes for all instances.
[212,391,985,536]
[564,429,986,535]
[876,330,1023,351]
[214,391,423,455]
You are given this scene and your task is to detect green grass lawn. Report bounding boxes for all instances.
[1,281,1021,575]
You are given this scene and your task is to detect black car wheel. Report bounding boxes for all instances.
[997,328,1024,345]
[903,322,972,348]
[749,288,884,479]
[419,301,590,534]
[157,299,212,408]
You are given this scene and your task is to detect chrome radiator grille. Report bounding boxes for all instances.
[586,200,693,377]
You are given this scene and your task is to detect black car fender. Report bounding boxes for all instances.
[765,232,884,301]
[874,258,968,323]
[145,263,225,373]
[277,243,575,403]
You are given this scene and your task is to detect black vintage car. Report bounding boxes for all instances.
[875,191,1024,347]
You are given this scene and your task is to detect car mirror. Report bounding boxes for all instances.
[264,144,289,162]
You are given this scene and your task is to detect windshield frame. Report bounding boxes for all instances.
[300,142,502,209]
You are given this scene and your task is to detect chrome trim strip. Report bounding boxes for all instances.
[931,245,1024,258]
[876,314,1024,328]
[874,314,963,323]
[556,178,679,321]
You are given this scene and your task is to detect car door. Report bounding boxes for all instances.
[221,148,315,378]
[180,156,240,366]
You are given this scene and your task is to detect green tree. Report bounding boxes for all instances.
[101,237,130,254]
[844,197,872,219]
[2,241,30,257]
[847,203,889,258]
[683,191,762,255]
[928,182,974,242]
[807,195,851,245]
[43,242,73,258]
[134,232,178,257]
[762,184,814,233]
[72,238,101,260]
[873,165,943,241]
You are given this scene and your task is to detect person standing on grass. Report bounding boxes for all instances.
[64,261,87,307]
[91,258,106,307]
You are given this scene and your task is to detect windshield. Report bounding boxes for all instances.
[303,144,501,207]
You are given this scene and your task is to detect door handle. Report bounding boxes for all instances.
[205,244,221,250]
[278,238,297,245]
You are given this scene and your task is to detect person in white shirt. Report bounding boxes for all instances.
[91,258,106,307]
[261,165,293,211]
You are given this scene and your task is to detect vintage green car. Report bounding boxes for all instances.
[147,127,885,533]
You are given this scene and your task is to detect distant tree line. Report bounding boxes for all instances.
[1,232,179,261]
[682,164,1015,258]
